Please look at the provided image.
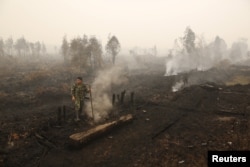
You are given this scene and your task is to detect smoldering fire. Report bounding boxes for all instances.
[85,66,128,122]
[166,30,249,92]
[165,33,249,77]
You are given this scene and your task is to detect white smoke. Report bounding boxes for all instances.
[165,34,249,76]
[229,38,249,63]
[172,81,184,92]
[85,66,128,122]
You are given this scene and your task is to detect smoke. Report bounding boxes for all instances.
[85,66,128,122]
[166,29,249,92]
[172,81,184,92]
[165,33,249,77]
[229,39,249,64]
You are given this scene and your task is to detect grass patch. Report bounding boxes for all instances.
[226,75,250,86]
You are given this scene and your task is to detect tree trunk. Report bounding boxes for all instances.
[69,114,133,144]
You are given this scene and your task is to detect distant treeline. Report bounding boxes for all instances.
[61,35,120,70]
[0,37,47,57]
[165,27,250,76]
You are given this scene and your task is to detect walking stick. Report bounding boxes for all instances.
[89,85,94,121]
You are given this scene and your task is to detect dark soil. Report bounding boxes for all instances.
[0,61,250,167]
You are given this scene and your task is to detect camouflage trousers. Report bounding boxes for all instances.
[74,100,84,114]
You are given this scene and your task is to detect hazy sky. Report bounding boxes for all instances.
[1,0,250,54]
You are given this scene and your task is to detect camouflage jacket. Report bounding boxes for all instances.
[71,83,89,101]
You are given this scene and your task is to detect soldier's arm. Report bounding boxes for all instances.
[84,84,90,93]
[71,84,76,98]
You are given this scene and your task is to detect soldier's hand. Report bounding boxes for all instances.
[72,96,75,101]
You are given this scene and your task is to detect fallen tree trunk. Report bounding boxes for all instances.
[69,114,133,144]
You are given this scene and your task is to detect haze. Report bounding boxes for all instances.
[1,0,250,54]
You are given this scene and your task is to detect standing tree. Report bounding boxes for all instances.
[29,42,36,56]
[78,36,89,68]
[213,36,227,59]
[14,37,28,56]
[106,36,120,64]
[230,39,248,62]
[35,41,41,56]
[0,38,4,57]
[70,37,81,65]
[41,42,47,55]
[5,37,13,56]
[89,36,103,69]
[82,35,92,68]
[61,36,69,63]
[70,37,89,71]
[183,27,195,54]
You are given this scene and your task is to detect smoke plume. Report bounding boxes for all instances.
[165,34,249,76]
[165,28,249,92]
[172,81,185,92]
[85,66,128,122]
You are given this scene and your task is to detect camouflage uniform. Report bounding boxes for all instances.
[71,83,89,115]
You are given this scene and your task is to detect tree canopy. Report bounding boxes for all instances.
[106,36,120,64]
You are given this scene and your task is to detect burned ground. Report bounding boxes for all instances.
[0,60,250,167]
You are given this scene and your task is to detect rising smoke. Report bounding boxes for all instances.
[165,28,249,76]
[85,66,128,122]
[166,28,250,92]
[172,80,185,92]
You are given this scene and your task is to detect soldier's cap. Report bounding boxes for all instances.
[77,77,83,81]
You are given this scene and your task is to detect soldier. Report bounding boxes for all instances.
[71,77,90,121]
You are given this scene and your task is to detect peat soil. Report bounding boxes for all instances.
[0,63,250,167]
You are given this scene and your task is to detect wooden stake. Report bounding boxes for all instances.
[112,94,116,106]
[57,107,61,125]
[89,85,94,120]
[117,94,120,102]
[120,90,126,104]
[130,92,134,104]
[63,105,66,121]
